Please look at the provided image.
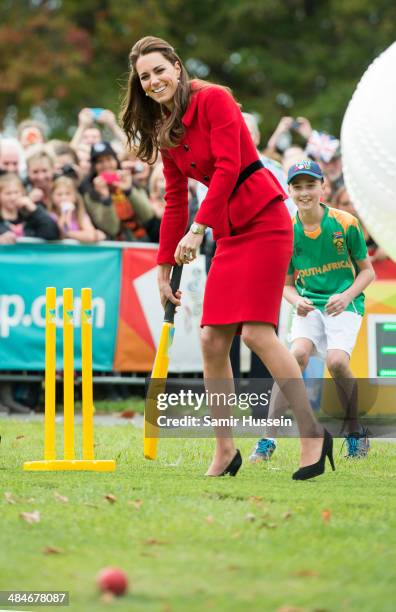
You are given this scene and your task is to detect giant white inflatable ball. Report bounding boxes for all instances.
[341,42,396,261]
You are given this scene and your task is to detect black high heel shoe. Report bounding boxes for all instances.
[292,429,335,481]
[206,449,242,477]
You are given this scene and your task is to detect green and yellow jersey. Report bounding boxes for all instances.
[288,204,368,315]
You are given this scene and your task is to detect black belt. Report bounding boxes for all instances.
[232,160,264,196]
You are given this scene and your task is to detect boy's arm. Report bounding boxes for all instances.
[283,274,315,317]
[283,274,300,306]
[326,257,375,316]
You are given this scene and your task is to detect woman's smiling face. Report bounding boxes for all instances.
[136,51,181,111]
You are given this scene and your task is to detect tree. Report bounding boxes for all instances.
[1,0,395,141]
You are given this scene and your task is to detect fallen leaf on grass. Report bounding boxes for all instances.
[16,435,26,440]
[144,538,168,546]
[293,569,319,578]
[259,522,277,529]
[249,496,264,505]
[104,494,117,504]
[120,410,135,419]
[245,513,256,522]
[227,565,240,572]
[128,499,143,510]
[283,511,292,520]
[54,492,69,503]
[206,492,245,502]
[205,515,215,524]
[5,492,16,504]
[42,546,62,555]
[321,509,332,523]
[20,510,40,524]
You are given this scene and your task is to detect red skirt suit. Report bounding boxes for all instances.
[157,81,293,328]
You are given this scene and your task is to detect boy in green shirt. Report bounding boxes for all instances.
[250,160,375,461]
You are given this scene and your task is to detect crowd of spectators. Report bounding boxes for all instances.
[1,106,394,267]
[0,109,166,246]
[0,105,394,411]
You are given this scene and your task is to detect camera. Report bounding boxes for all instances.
[99,171,120,186]
[290,119,302,130]
[54,164,79,181]
[132,161,145,174]
[90,107,105,120]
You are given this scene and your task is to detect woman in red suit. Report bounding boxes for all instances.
[121,36,334,481]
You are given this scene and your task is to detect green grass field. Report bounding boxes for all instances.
[1,412,396,612]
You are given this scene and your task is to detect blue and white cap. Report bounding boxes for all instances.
[287,160,323,184]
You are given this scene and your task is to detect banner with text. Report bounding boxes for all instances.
[0,243,121,370]
[114,247,205,372]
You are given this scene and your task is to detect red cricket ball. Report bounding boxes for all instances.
[96,567,128,596]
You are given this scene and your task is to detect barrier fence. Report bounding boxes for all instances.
[0,238,205,377]
[1,239,395,394]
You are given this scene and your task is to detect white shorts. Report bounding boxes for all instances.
[289,309,363,359]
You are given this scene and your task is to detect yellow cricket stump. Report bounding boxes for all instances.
[44,286,56,461]
[63,288,75,460]
[81,288,94,461]
[23,287,115,472]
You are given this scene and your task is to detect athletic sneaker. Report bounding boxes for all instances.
[249,438,276,462]
[344,428,370,458]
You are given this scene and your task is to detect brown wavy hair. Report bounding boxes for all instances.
[120,36,192,163]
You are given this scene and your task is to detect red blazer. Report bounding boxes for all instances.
[157,81,286,264]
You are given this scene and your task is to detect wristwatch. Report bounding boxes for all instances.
[190,222,206,235]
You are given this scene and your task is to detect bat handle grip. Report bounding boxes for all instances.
[164,264,183,324]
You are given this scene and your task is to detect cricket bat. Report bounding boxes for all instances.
[144,264,183,459]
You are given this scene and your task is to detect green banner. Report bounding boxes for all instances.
[0,243,121,371]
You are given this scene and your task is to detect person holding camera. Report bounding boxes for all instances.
[120,153,151,191]
[80,141,160,241]
[48,142,85,184]
[70,108,126,150]
[267,116,313,156]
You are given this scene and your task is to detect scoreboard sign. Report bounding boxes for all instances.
[368,314,396,380]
